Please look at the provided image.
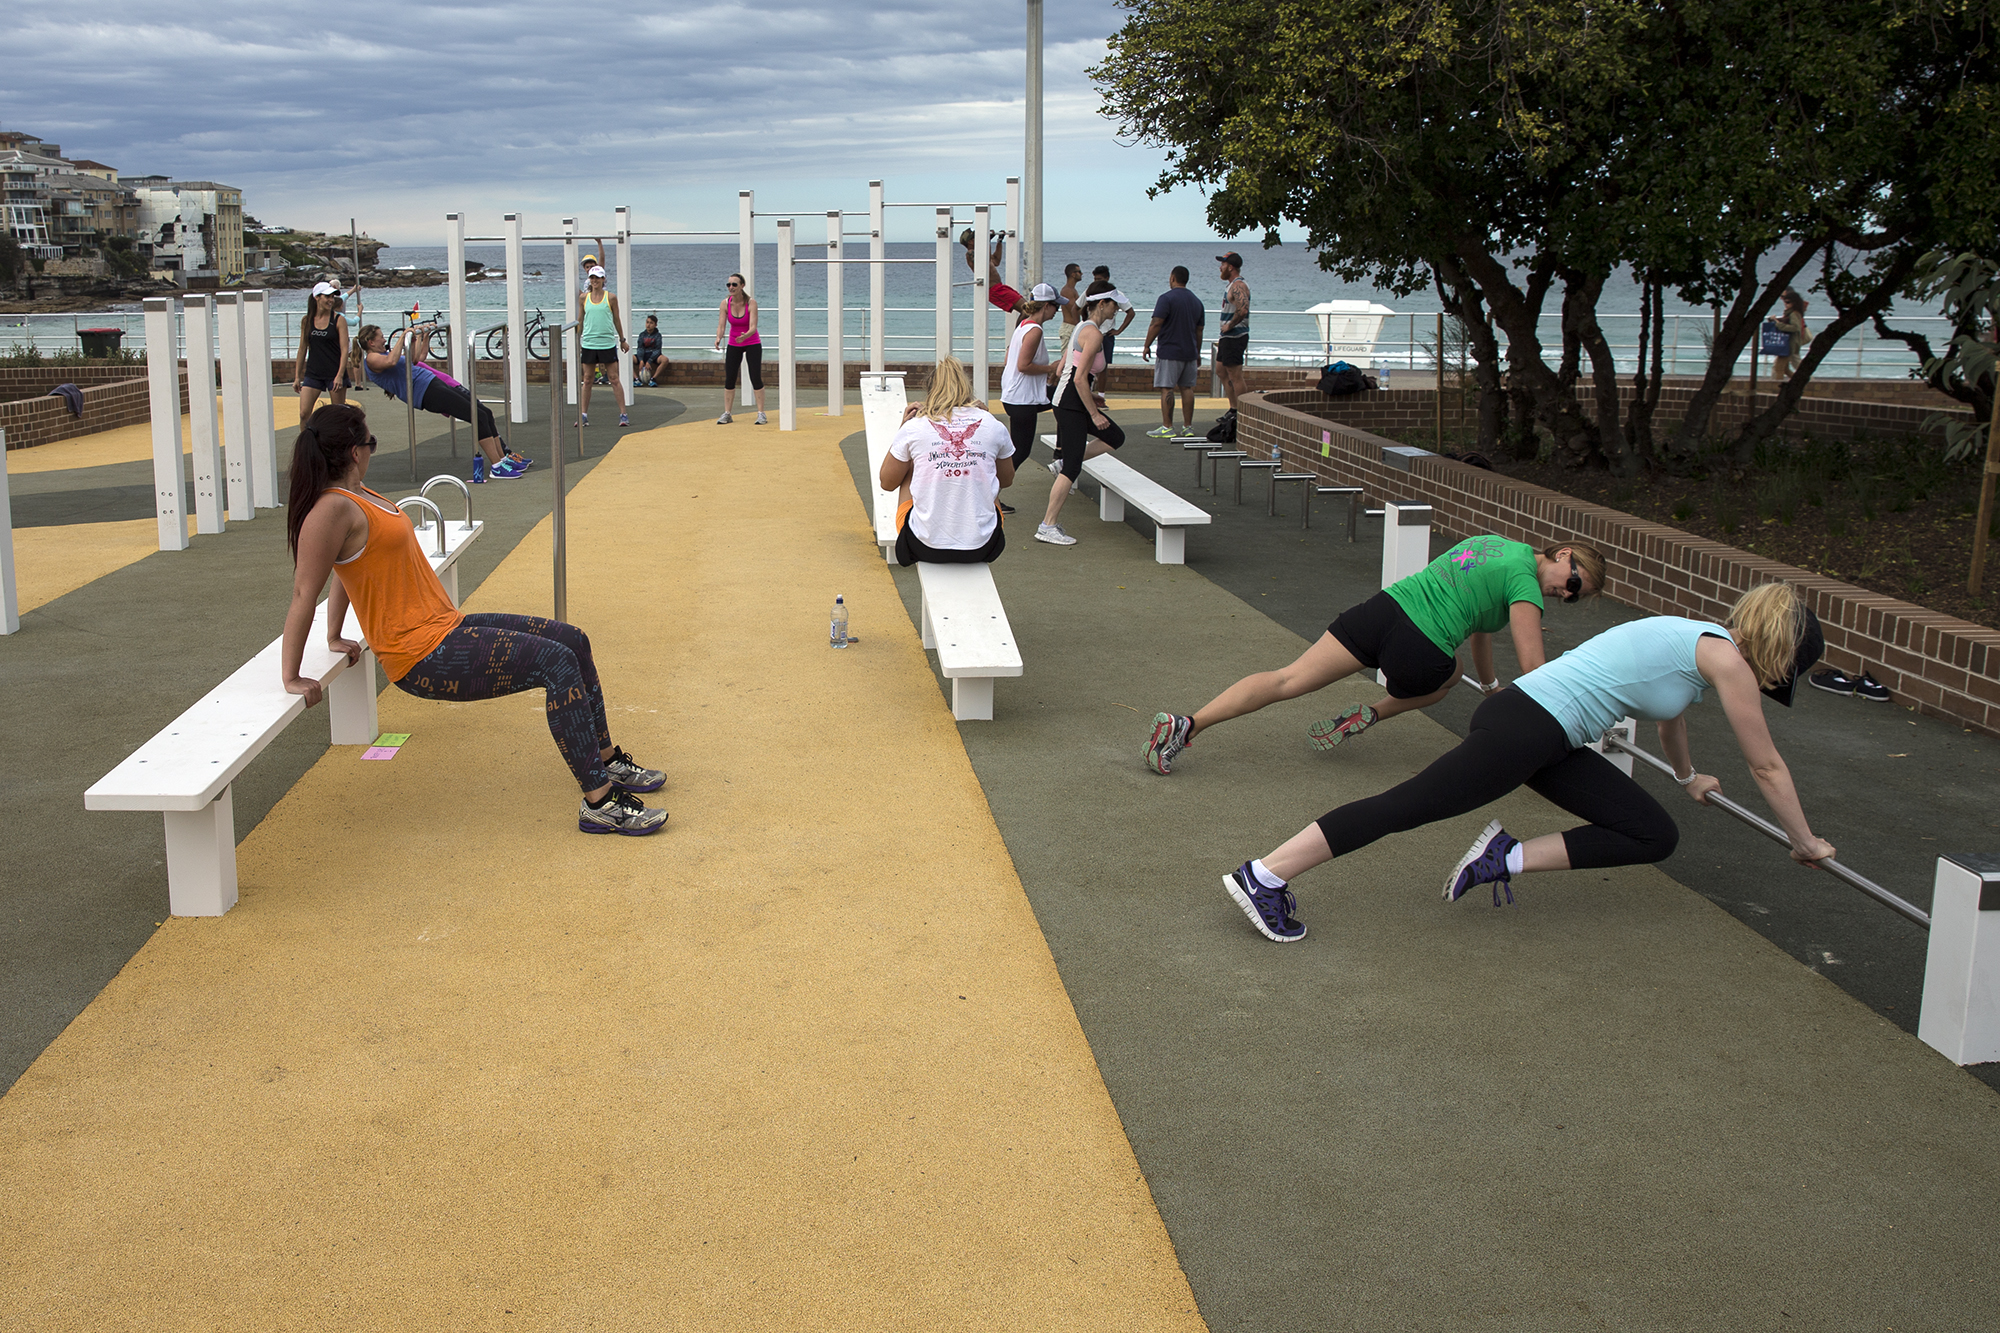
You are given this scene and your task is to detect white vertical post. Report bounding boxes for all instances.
[504,213,526,420]
[1003,176,1022,347]
[0,427,17,634]
[142,297,189,552]
[562,218,579,407]
[935,208,952,363]
[1919,855,2000,1065]
[214,292,252,522]
[1376,501,1433,684]
[738,190,755,407]
[972,205,992,402]
[445,212,467,385]
[162,790,238,917]
[244,290,278,508]
[777,221,796,431]
[615,206,634,400]
[826,211,844,416]
[1025,0,1043,288]
[869,180,886,372]
[182,295,224,534]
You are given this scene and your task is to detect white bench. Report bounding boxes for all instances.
[1038,436,1212,564]
[84,502,483,917]
[916,562,1021,721]
[860,373,908,560]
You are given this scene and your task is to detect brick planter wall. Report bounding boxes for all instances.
[0,364,159,397]
[1242,388,2000,738]
[2,373,191,451]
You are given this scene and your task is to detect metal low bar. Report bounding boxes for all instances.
[788,258,935,265]
[1597,729,1930,929]
[421,474,474,530]
[401,325,420,482]
[395,496,447,556]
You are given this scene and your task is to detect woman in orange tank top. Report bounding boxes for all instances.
[279,404,668,836]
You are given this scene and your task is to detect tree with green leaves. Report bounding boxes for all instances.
[1094,0,2000,474]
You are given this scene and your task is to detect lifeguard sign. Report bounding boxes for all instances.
[1307,300,1396,366]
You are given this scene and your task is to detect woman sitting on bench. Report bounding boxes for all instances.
[279,403,668,836]
[879,357,1015,566]
[1145,537,1607,774]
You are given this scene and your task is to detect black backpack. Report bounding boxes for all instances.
[1317,362,1375,397]
[1205,409,1238,444]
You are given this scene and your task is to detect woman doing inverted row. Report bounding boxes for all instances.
[1145,536,1608,774]
[349,323,533,484]
[1221,583,1834,942]
[279,403,669,836]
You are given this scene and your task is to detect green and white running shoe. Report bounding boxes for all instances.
[1307,703,1378,751]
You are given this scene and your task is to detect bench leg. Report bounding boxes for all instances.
[327,648,380,745]
[920,589,937,650]
[951,675,994,721]
[1098,488,1125,522]
[162,788,238,917]
[440,564,460,607]
[1154,525,1187,564]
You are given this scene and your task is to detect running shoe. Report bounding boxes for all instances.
[1034,523,1076,546]
[507,451,534,469]
[1809,668,1858,696]
[577,788,668,836]
[717,412,733,425]
[1046,460,1061,476]
[618,413,629,428]
[580,412,589,427]
[1144,712,1194,775]
[604,745,665,793]
[1856,671,1891,703]
[1444,819,1518,906]
[491,456,528,480]
[998,501,1016,515]
[1307,703,1379,751]
[754,411,768,425]
[1223,862,1307,942]
[1146,425,1176,438]
[471,453,487,484]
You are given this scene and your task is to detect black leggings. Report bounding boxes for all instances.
[1051,404,1124,480]
[1314,686,1679,870]
[725,343,763,391]
[1003,401,1050,465]
[420,379,502,443]
[394,613,613,792]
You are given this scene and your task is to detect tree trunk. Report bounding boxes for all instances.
[1455,240,1600,468]
[1566,269,1636,474]
[1434,260,1509,454]
[1664,237,1824,459]
[1629,274,1667,465]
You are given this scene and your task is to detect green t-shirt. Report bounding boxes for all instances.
[1385,536,1545,655]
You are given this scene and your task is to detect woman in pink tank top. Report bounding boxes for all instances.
[710,272,766,425]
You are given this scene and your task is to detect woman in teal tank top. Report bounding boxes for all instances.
[1218,583,1835,944]
[1144,536,1607,776]
[576,266,630,428]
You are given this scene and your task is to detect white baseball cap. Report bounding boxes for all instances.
[587,266,607,279]
[1028,282,1060,302]
[310,280,340,296]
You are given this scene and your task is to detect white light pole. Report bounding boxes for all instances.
[1025,0,1043,288]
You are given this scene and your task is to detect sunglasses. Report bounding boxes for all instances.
[1561,554,1583,603]
[726,281,743,288]
[363,436,378,452]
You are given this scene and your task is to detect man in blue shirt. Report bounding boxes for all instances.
[1141,266,1206,437]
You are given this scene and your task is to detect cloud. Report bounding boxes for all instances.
[3,0,1219,244]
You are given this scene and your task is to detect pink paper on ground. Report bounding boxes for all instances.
[362,746,400,761]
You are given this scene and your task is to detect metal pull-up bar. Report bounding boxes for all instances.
[1597,726,1930,929]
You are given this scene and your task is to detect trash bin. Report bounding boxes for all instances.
[78,327,124,358]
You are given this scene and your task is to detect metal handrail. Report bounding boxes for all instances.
[421,474,474,530]
[395,496,447,556]
[1597,728,1930,929]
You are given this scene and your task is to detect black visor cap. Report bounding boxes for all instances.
[1761,606,1825,707]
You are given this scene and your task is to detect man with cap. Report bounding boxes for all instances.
[576,265,630,428]
[1141,266,1206,436]
[1214,252,1251,413]
[1092,264,1135,363]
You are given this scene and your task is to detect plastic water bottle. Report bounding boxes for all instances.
[829,595,849,649]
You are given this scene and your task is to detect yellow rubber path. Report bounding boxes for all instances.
[0,408,1205,1329]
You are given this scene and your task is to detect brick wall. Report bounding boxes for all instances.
[1,372,191,451]
[0,364,159,397]
[1241,388,2000,739]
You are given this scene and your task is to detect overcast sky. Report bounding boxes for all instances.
[4,1,1221,248]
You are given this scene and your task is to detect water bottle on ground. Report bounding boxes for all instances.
[829,595,849,649]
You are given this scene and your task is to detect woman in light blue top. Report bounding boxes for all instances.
[1220,583,1836,944]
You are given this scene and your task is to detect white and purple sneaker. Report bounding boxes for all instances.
[1445,819,1519,906]
[1223,862,1307,942]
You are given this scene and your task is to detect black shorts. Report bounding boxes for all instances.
[1215,332,1248,367]
[1002,400,1050,464]
[1328,591,1455,699]
[299,373,339,392]
[895,517,1006,567]
[579,346,619,365]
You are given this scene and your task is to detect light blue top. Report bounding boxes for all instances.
[1514,617,1731,749]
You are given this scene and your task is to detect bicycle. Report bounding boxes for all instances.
[400,304,450,366]
[482,308,552,362]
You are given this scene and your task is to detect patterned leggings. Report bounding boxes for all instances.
[395,613,613,791]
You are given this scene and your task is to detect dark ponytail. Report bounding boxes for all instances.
[287,402,371,560]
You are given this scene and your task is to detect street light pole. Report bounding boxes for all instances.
[1024,0,1043,288]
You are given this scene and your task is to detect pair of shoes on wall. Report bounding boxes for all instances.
[1810,668,1890,702]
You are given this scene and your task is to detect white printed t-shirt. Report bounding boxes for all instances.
[889,406,1012,550]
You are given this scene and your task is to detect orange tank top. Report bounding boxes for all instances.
[327,486,464,681]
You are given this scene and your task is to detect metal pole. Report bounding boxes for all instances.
[404,326,418,483]
[869,181,886,373]
[1024,0,1043,288]
[738,190,755,407]
[1597,730,1930,929]
[0,426,16,634]
[615,206,633,402]
[551,321,567,622]
[350,217,362,322]
[778,220,797,431]
[936,208,952,362]
[973,205,991,402]
[562,218,579,408]
[826,211,844,415]
[446,212,467,385]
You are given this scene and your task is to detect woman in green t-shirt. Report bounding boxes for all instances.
[1144,536,1607,775]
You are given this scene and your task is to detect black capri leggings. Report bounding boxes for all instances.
[1003,401,1051,465]
[1051,404,1124,480]
[419,379,501,442]
[394,613,614,792]
[725,342,764,391]
[1314,686,1680,870]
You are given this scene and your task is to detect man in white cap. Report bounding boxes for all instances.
[576,265,630,428]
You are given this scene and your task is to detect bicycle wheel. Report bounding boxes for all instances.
[527,324,552,362]
[482,326,508,360]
